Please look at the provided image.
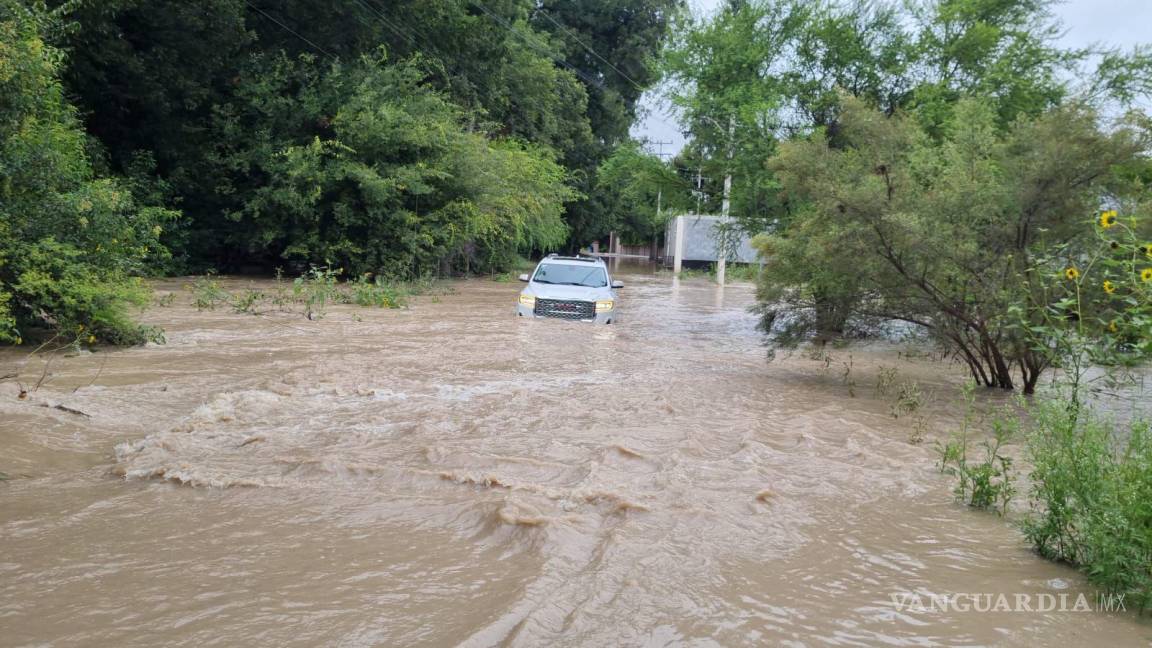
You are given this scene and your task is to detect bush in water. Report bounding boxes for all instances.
[1022,401,1152,613]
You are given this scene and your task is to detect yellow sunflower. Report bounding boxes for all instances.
[1144,243,1152,259]
[1103,280,1116,294]
[1065,267,1080,280]
[1142,268,1152,283]
[1108,320,1118,334]
[1099,210,1118,228]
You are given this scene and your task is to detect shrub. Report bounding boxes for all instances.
[0,3,173,345]
[292,266,344,320]
[231,289,266,315]
[936,382,1017,515]
[190,275,230,311]
[1022,402,1152,611]
[349,274,407,309]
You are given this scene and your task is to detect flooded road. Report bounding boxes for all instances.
[2,266,1149,646]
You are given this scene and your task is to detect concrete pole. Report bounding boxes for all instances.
[717,172,731,285]
[673,215,685,273]
[653,188,662,262]
[717,116,735,286]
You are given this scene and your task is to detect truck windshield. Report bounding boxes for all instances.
[532,263,608,288]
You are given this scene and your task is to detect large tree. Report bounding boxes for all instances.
[50,0,679,268]
[762,96,1150,392]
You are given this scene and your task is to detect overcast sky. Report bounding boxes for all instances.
[632,0,1152,154]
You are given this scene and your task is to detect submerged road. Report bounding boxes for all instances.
[1,266,1148,646]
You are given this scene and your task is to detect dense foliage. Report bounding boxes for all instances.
[657,0,1152,393]
[53,0,679,268]
[762,97,1149,393]
[2,0,680,343]
[206,52,574,276]
[1,1,172,343]
[1023,402,1152,612]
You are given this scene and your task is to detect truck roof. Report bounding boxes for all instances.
[539,255,605,266]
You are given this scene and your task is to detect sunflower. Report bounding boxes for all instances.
[1142,268,1152,283]
[1103,280,1116,294]
[1065,267,1080,280]
[1108,320,1118,334]
[87,335,96,344]
[1145,243,1152,259]
[1099,210,1118,228]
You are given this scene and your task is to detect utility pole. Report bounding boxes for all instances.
[716,116,734,286]
[654,187,662,261]
[650,140,673,262]
[695,167,704,214]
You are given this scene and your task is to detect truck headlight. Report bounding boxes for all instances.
[519,294,536,307]
[595,300,614,313]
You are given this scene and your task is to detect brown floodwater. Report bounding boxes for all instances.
[1,265,1149,647]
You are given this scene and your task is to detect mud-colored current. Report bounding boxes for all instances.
[1,265,1149,646]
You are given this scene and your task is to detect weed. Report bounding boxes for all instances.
[840,353,856,397]
[935,381,1016,515]
[293,266,343,320]
[189,274,230,311]
[270,268,293,311]
[1022,402,1152,611]
[890,379,925,419]
[349,274,407,309]
[153,292,177,307]
[232,289,266,315]
[909,415,929,445]
[875,366,898,397]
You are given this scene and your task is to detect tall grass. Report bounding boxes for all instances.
[1022,402,1152,611]
[176,269,444,319]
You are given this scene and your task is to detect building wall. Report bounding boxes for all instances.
[664,214,759,264]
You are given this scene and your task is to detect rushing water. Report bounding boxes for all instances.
[1,265,1149,647]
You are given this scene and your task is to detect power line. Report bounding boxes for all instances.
[648,139,674,159]
[468,0,608,91]
[245,0,335,60]
[354,0,442,55]
[467,0,688,140]
[349,0,416,47]
[534,8,645,93]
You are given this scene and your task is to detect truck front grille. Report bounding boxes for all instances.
[534,299,595,321]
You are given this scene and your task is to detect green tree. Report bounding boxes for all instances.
[595,140,692,246]
[763,95,1149,392]
[208,52,573,276]
[664,0,805,232]
[1,1,173,344]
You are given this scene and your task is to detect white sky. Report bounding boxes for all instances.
[632,0,1152,154]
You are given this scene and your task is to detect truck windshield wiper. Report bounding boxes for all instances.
[533,279,557,284]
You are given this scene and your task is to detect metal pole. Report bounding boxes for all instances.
[673,215,685,273]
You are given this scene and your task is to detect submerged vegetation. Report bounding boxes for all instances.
[180,269,440,320]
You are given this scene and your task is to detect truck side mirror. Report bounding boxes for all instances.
[611,280,624,289]
[518,274,530,282]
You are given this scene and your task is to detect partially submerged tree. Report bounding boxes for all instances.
[761,96,1150,393]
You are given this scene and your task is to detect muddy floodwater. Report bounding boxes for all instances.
[2,265,1149,647]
